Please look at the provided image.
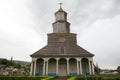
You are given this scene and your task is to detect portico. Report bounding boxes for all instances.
[30,57,94,76]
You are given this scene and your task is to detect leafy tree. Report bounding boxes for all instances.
[0,59,8,65]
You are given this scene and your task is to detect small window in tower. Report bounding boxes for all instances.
[60,47,64,54]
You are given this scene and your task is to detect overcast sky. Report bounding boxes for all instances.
[0,0,120,69]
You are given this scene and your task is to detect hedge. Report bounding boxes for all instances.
[0,76,120,80]
[0,76,51,80]
[76,76,120,80]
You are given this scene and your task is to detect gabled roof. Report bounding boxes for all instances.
[30,44,94,57]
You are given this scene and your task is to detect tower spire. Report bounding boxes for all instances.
[59,3,63,11]
[53,4,70,33]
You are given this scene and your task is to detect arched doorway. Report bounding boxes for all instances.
[81,58,89,75]
[48,58,56,76]
[69,58,77,76]
[36,58,44,75]
[59,58,67,76]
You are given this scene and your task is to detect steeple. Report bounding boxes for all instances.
[52,4,70,33]
[58,3,63,11]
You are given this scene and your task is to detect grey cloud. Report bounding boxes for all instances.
[26,0,58,34]
[70,0,120,29]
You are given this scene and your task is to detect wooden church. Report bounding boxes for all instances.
[30,5,95,76]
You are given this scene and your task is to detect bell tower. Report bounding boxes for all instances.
[53,3,70,33]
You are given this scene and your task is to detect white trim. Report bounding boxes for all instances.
[66,58,70,75]
[33,60,36,75]
[43,60,46,75]
[30,61,33,75]
[79,61,82,75]
[77,60,79,75]
[89,60,92,75]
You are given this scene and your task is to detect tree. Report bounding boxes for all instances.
[117,66,120,74]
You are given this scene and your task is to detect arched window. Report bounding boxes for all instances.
[60,47,64,54]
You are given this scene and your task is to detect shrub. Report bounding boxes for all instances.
[76,76,85,80]
[86,76,96,80]
[0,76,45,80]
[41,76,55,80]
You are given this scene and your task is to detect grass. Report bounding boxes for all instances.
[41,76,55,80]
[67,76,78,80]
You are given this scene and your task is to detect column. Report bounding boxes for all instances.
[34,60,37,75]
[89,60,92,75]
[30,61,33,75]
[56,58,59,75]
[56,60,58,75]
[56,58,59,76]
[67,59,69,75]
[46,61,48,75]
[43,61,46,75]
[56,59,59,75]
[92,61,95,75]
[79,61,82,75]
[77,61,79,75]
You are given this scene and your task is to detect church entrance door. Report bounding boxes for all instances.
[59,63,67,76]
[81,58,89,76]
[39,65,43,75]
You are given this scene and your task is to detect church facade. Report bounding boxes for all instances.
[30,6,95,76]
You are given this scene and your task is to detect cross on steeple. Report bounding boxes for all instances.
[59,3,63,6]
[59,3,63,11]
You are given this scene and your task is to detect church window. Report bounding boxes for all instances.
[60,47,64,54]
